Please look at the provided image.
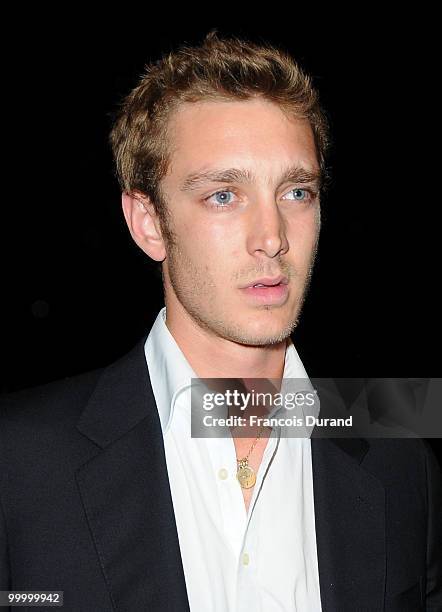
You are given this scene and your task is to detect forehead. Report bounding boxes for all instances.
[165,98,319,177]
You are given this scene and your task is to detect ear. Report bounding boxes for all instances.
[121,192,166,262]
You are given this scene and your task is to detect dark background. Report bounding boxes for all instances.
[1,15,440,459]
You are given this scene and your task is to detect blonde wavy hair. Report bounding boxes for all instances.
[109,30,331,240]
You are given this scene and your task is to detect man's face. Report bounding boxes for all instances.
[159,97,321,346]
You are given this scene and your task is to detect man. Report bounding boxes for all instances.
[0,30,440,611]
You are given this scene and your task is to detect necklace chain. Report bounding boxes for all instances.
[238,424,265,463]
[234,424,266,489]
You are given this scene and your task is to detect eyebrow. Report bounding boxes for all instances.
[179,164,323,193]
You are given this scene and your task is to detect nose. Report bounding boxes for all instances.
[246,197,289,259]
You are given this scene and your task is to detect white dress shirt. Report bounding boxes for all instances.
[144,307,323,611]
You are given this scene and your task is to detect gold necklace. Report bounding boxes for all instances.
[235,424,265,489]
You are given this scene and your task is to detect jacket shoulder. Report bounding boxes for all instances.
[0,367,104,429]
[362,437,440,484]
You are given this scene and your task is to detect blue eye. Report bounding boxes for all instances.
[206,190,235,207]
[282,188,318,204]
[289,188,307,200]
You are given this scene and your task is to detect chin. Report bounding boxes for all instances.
[232,331,293,347]
[221,314,296,347]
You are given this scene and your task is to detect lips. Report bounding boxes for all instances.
[242,275,288,289]
[240,278,289,305]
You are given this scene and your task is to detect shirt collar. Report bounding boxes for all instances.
[144,306,310,434]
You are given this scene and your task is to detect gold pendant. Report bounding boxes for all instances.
[236,461,256,489]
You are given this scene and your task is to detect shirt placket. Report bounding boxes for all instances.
[235,428,281,612]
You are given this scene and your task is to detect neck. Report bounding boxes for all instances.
[164,301,287,381]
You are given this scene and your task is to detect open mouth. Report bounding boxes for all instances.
[253,283,280,288]
[240,281,289,304]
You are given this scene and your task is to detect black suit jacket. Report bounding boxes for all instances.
[1,333,441,611]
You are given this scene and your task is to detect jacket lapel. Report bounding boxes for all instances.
[311,435,386,611]
[75,335,190,611]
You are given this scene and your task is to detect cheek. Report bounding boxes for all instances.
[183,220,238,263]
[288,216,319,263]
[171,231,230,284]
[287,205,319,232]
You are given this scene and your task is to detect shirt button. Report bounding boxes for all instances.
[242,552,250,566]
[218,468,228,480]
